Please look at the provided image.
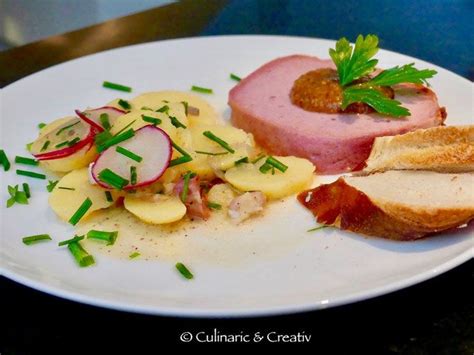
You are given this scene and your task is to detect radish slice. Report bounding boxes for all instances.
[91,125,172,190]
[75,106,127,131]
[31,118,96,160]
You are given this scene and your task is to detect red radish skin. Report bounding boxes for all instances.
[75,106,127,131]
[32,121,98,161]
[91,125,172,190]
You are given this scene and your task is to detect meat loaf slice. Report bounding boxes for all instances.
[229,55,445,174]
[298,171,474,240]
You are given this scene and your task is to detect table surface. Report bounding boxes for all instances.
[1,0,473,353]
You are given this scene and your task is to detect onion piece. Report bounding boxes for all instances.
[187,105,200,116]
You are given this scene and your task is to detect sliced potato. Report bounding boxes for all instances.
[40,145,98,173]
[207,183,237,209]
[129,91,218,125]
[49,168,113,222]
[224,156,315,199]
[38,116,73,137]
[124,194,186,224]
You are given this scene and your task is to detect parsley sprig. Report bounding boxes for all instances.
[330,34,437,117]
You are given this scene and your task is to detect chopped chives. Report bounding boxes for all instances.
[171,140,191,157]
[180,171,195,202]
[207,202,222,210]
[265,156,288,172]
[105,190,114,202]
[102,81,132,93]
[175,262,194,280]
[6,185,28,207]
[118,99,131,110]
[141,106,153,111]
[97,128,135,152]
[129,252,140,259]
[94,130,113,148]
[272,166,275,175]
[230,73,242,81]
[22,183,31,198]
[194,150,228,156]
[191,85,213,94]
[113,119,136,136]
[38,123,47,129]
[259,162,272,174]
[98,168,129,190]
[202,131,235,153]
[156,105,169,113]
[26,143,33,152]
[130,166,137,185]
[169,156,193,167]
[40,140,50,152]
[252,153,265,164]
[46,180,58,192]
[56,121,80,136]
[16,169,46,180]
[116,146,143,162]
[99,113,111,130]
[15,156,39,166]
[307,225,329,232]
[181,101,188,115]
[68,197,93,225]
[0,149,11,171]
[22,234,51,245]
[67,241,95,267]
[67,137,81,146]
[141,114,161,126]
[55,140,69,148]
[169,116,187,129]
[234,157,249,165]
[58,235,84,246]
[87,230,118,245]
[58,186,75,191]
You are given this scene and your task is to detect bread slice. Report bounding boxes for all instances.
[298,170,474,240]
[362,125,474,174]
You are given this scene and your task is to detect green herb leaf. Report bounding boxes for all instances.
[175,262,194,280]
[116,146,143,162]
[207,202,222,210]
[15,156,39,166]
[202,131,235,153]
[342,87,410,117]
[58,235,84,246]
[67,241,95,267]
[0,149,11,171]
[22,234,51,245]
[99,113,111,130]
[129,251,141,259]
[118,99,131,110]
[16,169,46,180]
[98,168,129,190]
[103,81,132,93]
[47,180,59,192]
[87,230,118,245]
[365,63,437,87]
[68,197,93,225]
[230,73,242,82]
[191,85,213,94]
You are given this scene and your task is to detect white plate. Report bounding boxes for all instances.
[1,35,473,317]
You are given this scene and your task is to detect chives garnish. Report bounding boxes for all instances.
[169,156,193,167]
[47,180,58,192]
[38,123,47,129]
[22,183,31,198]
[230,73,242,82]
[58,186,75,191]
[171,140,191,157]
[175,262,194,280]
[202,131,235,153]
[105,191,114,202]
[55,140,69,148]
[22,234,51,245]
[67,241,95,267]
[87,230,118,245]
[40,140,50,152]
[141,106,153,111]
[265,156,288,172]
[97,128,135,152]
[194,150,228,156]
[207,202,222,210]
[16,169,46,180]
[98,168,129,190]
[116,146,143,162]
[307,225,329,232]
[26,143,33,152]
[67,137,81,147]
[113,119,136,136]
[252,154,265,164]
[156,105,169,113]
[259,162,272,174]
[129,252,140,259]
[180,171,195,203]
[169,116,187,129]
[56,121,80,136]
[58,235,84,246]
[15,156,39,166]
[234,157,249,165]
[68,197,93,225]
[99,113,111,130]
[118,99,131,110]
[141,114,161,126]
[103,81,132,93]
[130,166,137,185]
[6,185,28,207]
[191,85,213,94]
[0,149,11,171]
[181,101,188,115]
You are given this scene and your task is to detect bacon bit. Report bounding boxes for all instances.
[228,191,266,223]
[174,175,210,220]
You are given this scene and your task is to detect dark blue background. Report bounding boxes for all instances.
[203,0,474,79]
